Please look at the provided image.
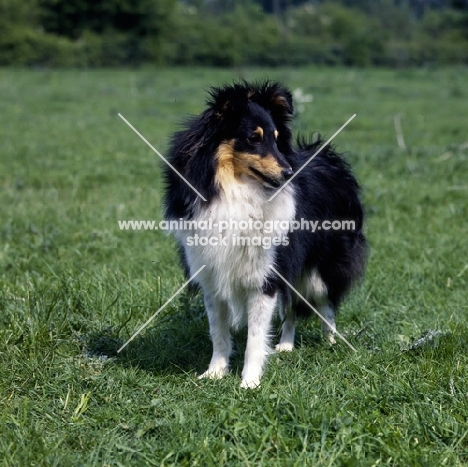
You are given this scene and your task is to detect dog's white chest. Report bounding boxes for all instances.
[175,182,295,298]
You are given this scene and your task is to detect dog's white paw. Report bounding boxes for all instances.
[198,366,228,380]
[326,333,336,345]
[275,342,294,352]
[240,377,260,389]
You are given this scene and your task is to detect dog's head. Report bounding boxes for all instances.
[207,81,294,190]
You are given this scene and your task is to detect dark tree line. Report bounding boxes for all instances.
[255,0,468,13]
[1,0,467,66]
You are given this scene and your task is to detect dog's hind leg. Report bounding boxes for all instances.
[241,291,277,388]
[319,302,336,345]
[199,293,232,380]
[275,295,295,352]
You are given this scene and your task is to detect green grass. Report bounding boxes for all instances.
[1,66,467,466]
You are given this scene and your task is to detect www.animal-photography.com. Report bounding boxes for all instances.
[1,1,467,465]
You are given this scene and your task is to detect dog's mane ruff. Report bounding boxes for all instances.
[164,110,222,218]
[171,111,222,158]
[296,133,358,186]
[296,132,324,151]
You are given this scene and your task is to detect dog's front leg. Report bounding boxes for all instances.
[199,293,232,380]
[241,291,277,388]
[275,293,295,352]
[319,302,337,345]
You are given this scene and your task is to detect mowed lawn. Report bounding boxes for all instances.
[0,67,467,466]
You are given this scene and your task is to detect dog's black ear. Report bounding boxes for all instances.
[250,81,294,119]
[269,85,294,117]
[206,84,250,119]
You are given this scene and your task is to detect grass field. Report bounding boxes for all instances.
[0,66,467,466]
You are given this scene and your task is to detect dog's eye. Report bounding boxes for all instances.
[248,133,262,144]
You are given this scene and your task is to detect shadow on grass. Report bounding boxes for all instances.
[81,293,211,375]
[82,294,326,377]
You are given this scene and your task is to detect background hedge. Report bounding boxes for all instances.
[1,0,467,67]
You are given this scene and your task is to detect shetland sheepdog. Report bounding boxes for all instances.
[164,81,367,388]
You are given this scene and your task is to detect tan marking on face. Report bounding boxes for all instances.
[253,127,264,139]
[250,154,285,180]
[215,141,285,190]
[274,130,279,139]
[215,140,237,191]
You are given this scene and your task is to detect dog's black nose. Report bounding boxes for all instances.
[282,168,294,180]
